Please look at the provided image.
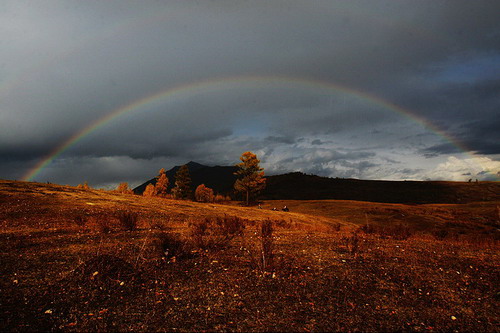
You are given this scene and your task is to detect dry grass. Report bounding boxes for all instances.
[0,179,499,332]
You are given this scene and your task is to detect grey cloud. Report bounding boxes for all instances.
[1,1,499,185]
[264,136,296,144]
[422,143,463,157]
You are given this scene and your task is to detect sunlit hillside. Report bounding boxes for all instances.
[1,180,498,332]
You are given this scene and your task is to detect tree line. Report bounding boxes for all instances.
[114,151,266,205]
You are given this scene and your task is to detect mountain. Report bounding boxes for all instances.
[134,163,500,204]
[263,172,500,203]
[133,161,238,195]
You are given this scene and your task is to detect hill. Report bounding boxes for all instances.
[134,163,500,204]
[133,161,238,196]
[0,179,498,332]
[264,172,500,203]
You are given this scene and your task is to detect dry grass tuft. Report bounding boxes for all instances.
[116,211,139,231]
[157,232,192,260]
[359,223,413,240]
[188,215,246,250]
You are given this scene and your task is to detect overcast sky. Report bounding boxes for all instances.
[1,0,499,188]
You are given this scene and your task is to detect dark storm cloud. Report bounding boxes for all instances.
[264,136,296,145]
[1,0,499,186]
[413,78,500,155]
[455,118,500,155]
[69,127,234,160]
[422,144,463,157]
[311,139,324,146]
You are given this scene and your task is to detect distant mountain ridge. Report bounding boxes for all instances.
[133,162,500,204]
[264,172,500,203]
[133,161,238,195]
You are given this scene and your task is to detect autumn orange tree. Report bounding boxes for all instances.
[195,184,214,202]
[234,151,266,206]
[154,168,169,197]
[116,182,133,194]
[143,183,155,197]
[77,181,91,190]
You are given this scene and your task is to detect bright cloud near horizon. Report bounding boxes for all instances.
[1,1,499,189]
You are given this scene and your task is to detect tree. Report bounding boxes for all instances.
[143,183,155,197]
[116,182,133,194]
[172,164,192,199]
[234,151,266,206]
[77,181,91,190]
[154,168,169,197]
[195,184,214,202]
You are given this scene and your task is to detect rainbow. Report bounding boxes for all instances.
[21,75,492,182]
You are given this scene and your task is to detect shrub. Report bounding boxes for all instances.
[433,228,448,240]
[188,215,246,249]
[241,219,276,273]
[195,184,214,202]
[391,224,412,240]
[359,224,375,234]
[274,219,292,229]
[218,215,246,238]
[73,214,87,227]
[158,232,191,260]
[213,194,233,203]
[189,218,209,248]
[117,211,139,231]
[143,184,155,197]
[148,217,169,230]
[260,219,274,271]
[96,216,112,234]
[116,182,133,194]
[214,194,225,203]
[76,181,91,190]
[331,222,342,232]
[359,223,413,240]
[344,232,360,255]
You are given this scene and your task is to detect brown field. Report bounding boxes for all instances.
[1,179,499,332]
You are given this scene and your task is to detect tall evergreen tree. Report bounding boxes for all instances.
[172,164,192,199]
[154,168,169,197]
[234,151,266,206]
